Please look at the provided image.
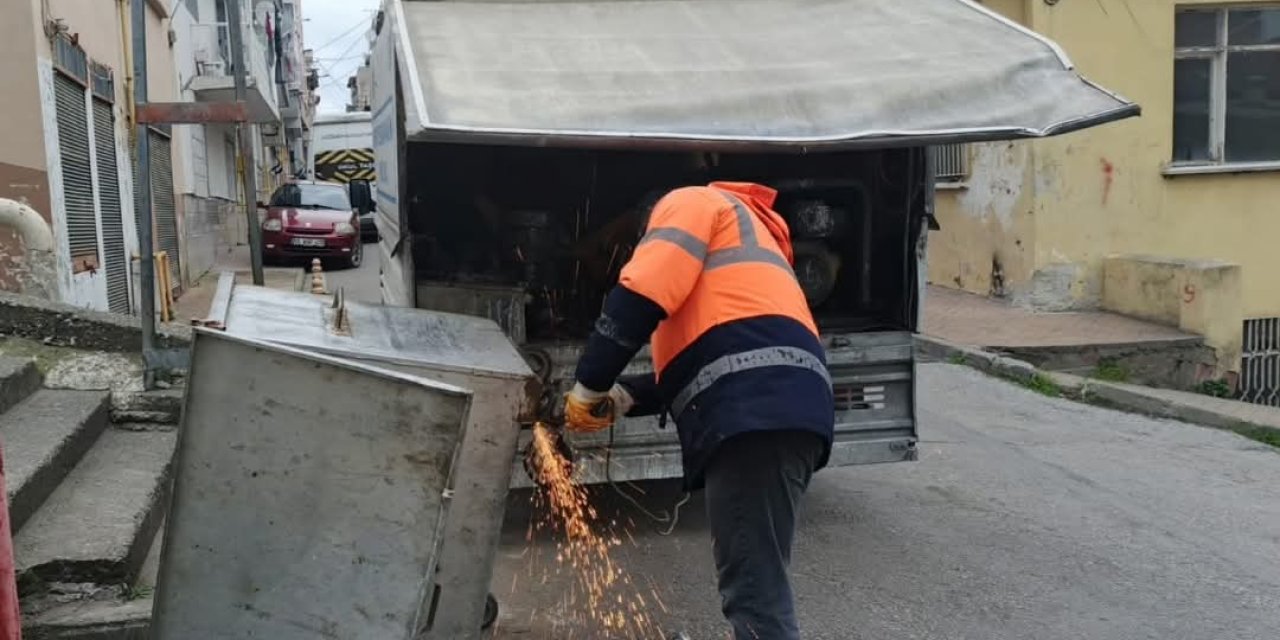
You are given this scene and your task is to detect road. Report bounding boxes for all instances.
[491,364,1280,640]
[320,258,1280,638]
[325,239,383,303]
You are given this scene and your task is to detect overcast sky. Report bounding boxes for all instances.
[302,0,381,113]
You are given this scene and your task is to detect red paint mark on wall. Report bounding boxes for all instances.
[1184,283,1197,304]
[1101,158,1115,206]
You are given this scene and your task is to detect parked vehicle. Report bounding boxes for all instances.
[260,181,363,269]
[369,0,1139,488]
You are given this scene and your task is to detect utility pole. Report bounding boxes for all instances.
[226,0,265,285]
[131,0,157,389]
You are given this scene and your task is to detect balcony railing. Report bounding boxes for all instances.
[190,20,277,114]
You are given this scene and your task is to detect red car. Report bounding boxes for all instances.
[260,181,363,269]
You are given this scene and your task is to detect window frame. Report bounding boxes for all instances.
[1169,6,1280,173]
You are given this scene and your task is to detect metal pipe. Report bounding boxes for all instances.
[226,0,265,285]
[117,0,134,131]
[0,198,57,300]
[0,199,54,253]
[131,0,157,389]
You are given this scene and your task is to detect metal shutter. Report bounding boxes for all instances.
[149,130,180,290]
[93,99,130,313]
[54,73,99,269]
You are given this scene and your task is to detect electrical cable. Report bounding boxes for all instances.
[310,20,367,52]
[603,421,691,536]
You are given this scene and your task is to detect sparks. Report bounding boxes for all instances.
[527,423,666,639]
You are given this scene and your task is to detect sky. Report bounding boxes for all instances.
[302,0,381,113]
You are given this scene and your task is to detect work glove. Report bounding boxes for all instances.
[563,382,617,433]
[609,384,636,417]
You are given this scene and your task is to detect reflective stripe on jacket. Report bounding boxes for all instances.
[620,182,819,377]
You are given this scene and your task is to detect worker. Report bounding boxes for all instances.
[564,182,834,640]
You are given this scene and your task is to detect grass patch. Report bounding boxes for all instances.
[1197,379,1232,399]
[125,584,154,601]
[1091,359,1130,383]
[947,352,967,365]
[1021,373,1062,398]
[1232,424,1280,449]
[0,336,80,374]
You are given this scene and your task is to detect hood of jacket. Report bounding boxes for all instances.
[709,181,794,264]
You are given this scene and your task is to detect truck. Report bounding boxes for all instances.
[369,0,1138,488]
[310,112,376,183]
[311,112,378,239]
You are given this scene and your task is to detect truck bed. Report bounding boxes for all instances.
[510,330,917,488]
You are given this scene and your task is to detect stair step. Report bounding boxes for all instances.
[20,523,165,639]
[22,595,151,640]
[110,389,184,425]
[0,356,42,415]
[3,390,111,532]
[14,429,177,593]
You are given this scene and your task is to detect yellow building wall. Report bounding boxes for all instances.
[930,0,1280,320]
[929,0,1037,301]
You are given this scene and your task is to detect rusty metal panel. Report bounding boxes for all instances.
[152,330,473,639]
[136,101,249,124]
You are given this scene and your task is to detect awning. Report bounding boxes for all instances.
[392,0,1139,150]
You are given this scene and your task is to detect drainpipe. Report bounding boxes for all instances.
[118,0,135,132]
[0,198,58,300]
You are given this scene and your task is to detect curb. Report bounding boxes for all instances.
[0,292,190,353]
[915,335,1280,446]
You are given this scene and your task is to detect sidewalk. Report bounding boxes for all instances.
[922,285,1195,348]
[919,333,1280,447]
[171,245,303,324]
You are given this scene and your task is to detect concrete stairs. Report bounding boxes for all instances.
[0,356,180,638]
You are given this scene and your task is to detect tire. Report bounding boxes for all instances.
[481,593,498,630]
[345,238,363,269]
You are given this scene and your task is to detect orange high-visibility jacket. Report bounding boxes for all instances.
[620,182,820,376]
[575,182,834,488]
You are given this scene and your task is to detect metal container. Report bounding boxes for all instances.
[205,282,537,640]
[152,330,473,639]
[417,280,529,345]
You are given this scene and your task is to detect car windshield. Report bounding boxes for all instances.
[269,183,350,210]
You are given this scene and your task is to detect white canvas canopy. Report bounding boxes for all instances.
[391,0,1138,149]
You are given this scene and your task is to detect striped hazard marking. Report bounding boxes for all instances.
[314,148,376,183]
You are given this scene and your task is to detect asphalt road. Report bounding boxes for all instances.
[491,364,1280,640]
[324,238,383,303]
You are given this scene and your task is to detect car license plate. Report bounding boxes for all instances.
[291,237,325,248]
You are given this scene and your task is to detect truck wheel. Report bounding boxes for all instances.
[481,592,499,630]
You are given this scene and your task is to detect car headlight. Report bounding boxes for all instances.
[335,222,357,236]
[262,218,283,231]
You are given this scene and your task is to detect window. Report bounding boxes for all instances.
[933,144,968,184]
[269,183,351,211]
[1173,7,1280,166]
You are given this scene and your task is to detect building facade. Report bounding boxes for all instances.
[348,61,372,112]
[0,0,182,313]
[170,0,309,286]
[930,0,1280,390]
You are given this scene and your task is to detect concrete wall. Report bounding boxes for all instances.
[1102,255,1243,382]
[15,0,185,310]
[930,0,1280,321]
[0,0,54,296]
